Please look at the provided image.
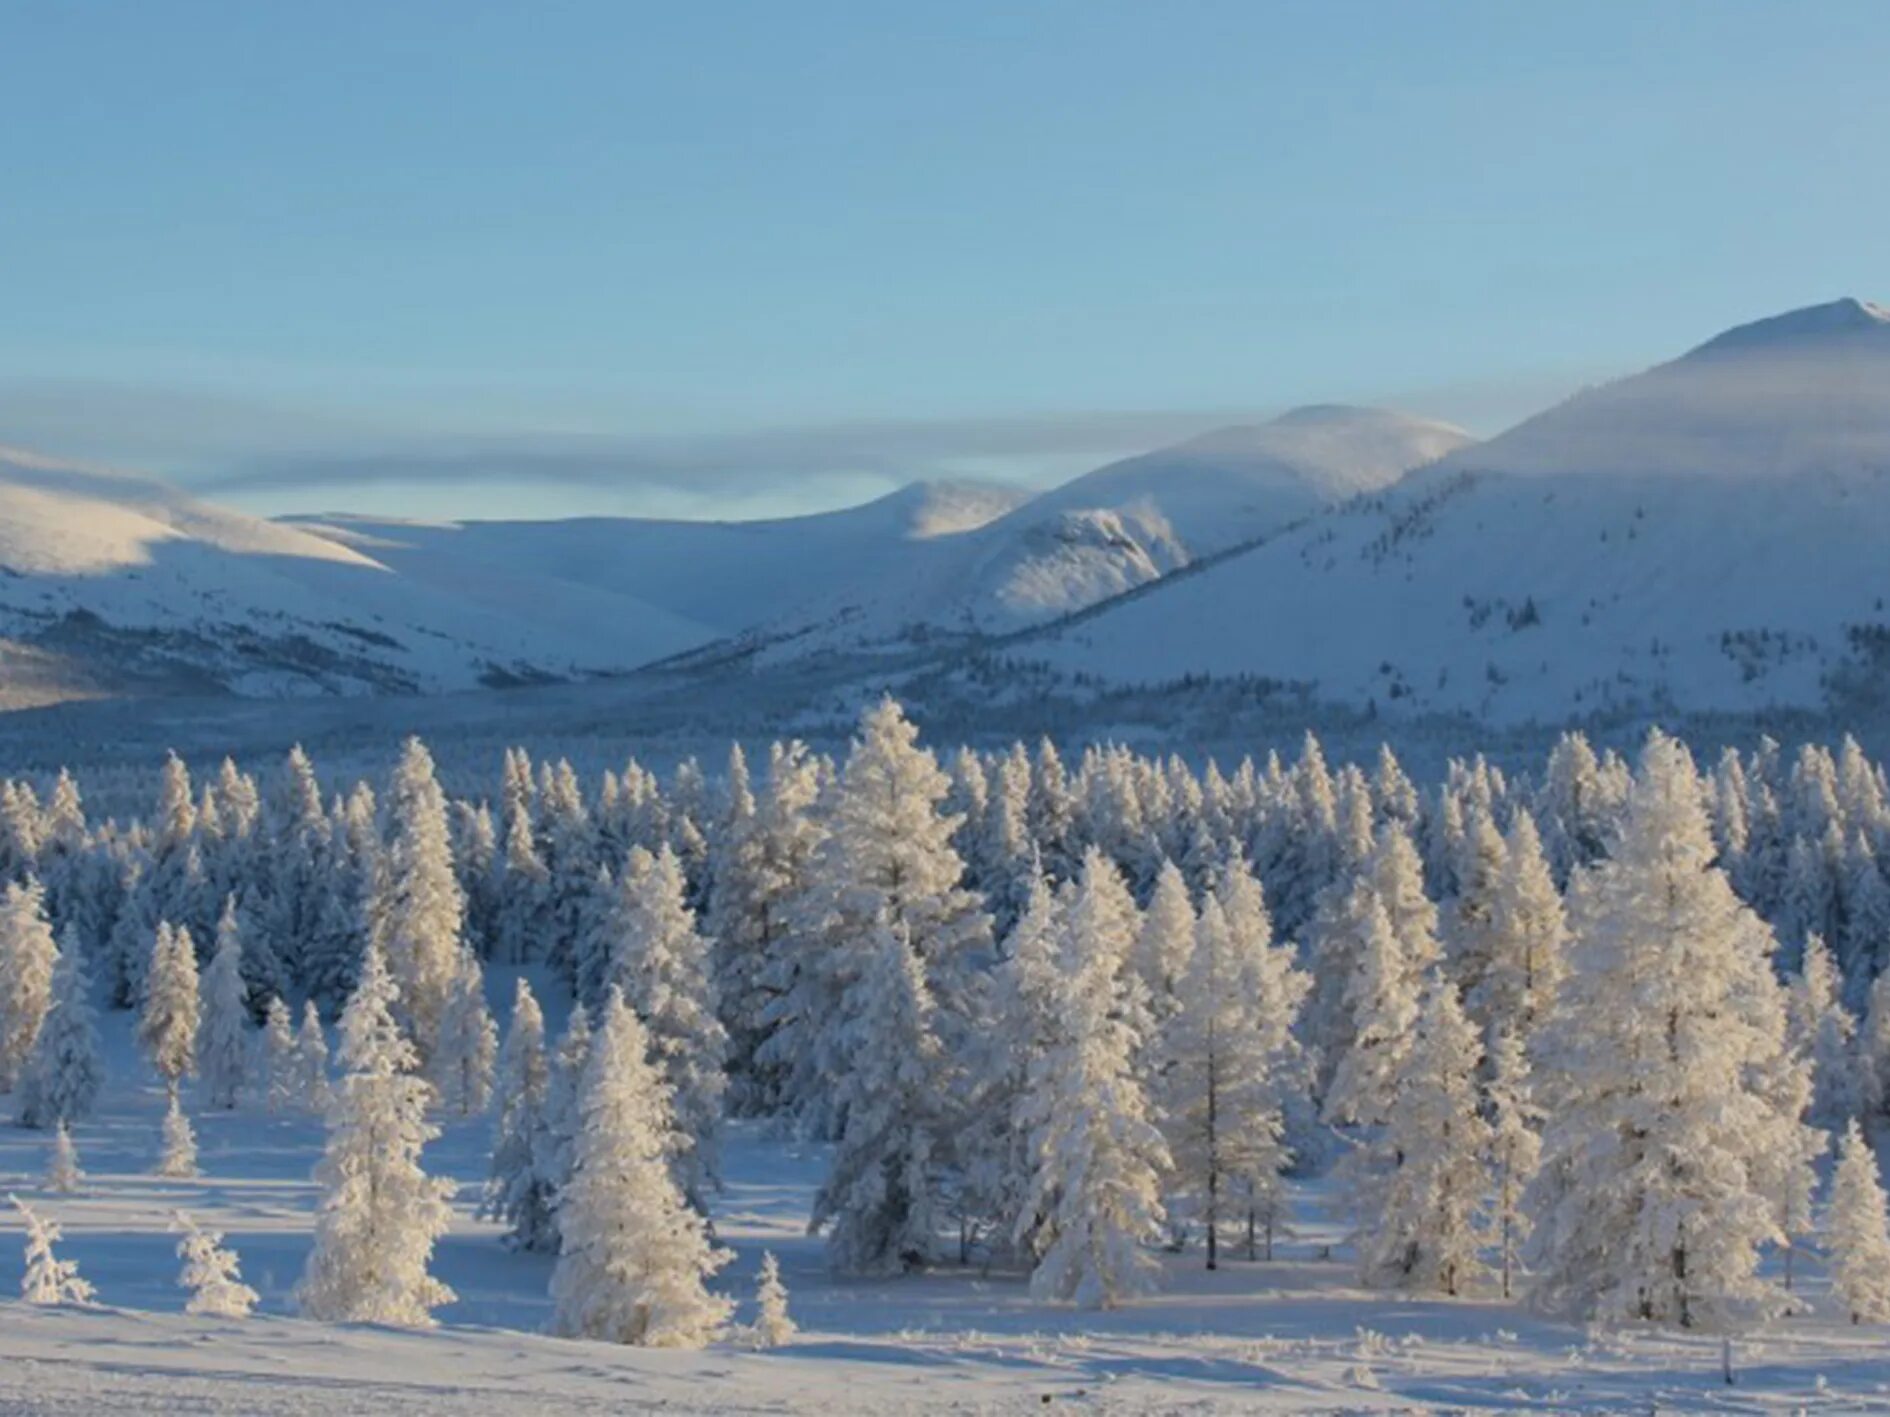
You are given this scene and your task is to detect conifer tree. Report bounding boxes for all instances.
[431,946,498,1116]
[16,935,104,1129]
[1015,890,1169,1308]
[599,844,726,1205]
[750,1250,796,1347]
[296,942,456,1327]
[1132,860,1195,1040]
[549,986,734,1347]
[292,1001,331,1111]
[812,917,948,1275]
[767,700,988,1140]
[369,737,466,1067]
[709,741,822,1116]
[156,1093,199,1178]
[1353,979,1491,1295]
[1485,1027,1541,1299]
[534,1003,594,1254]
[174,1211,259,1317]
[140,922,201,1103]
[197,899,251,1110]
[257,996,297,1112]
[481,978,556,1252]
[1788,934,1861,1130]
[1469,809,1568,1049]
[1526,732,1822,1330]
[44,1122,81,1194]
[1826,1120,1890,1323]
[13,1195,94,1305]
[0,878,58,1091]
[1323,889,1419,1129]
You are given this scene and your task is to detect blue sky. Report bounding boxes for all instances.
[1,1,1885,519]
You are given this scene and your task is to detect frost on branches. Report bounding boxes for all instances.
[13,1195,94,1306]
[174,1211,259,1318]
[16,933,104,1129]
[1526,732,1822,1330]
[1015,856,1168,1309]
[1826,1120,1890,1323]
[549,986,734,1348]
[296,941,457,1328]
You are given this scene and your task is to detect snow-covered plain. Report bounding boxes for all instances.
[1,1004,1888,1414]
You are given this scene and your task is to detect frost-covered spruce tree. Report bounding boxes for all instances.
[811,916,948,1274]
[1787,934,1860,1131]
[197,899,251,1110]
[549,985,734,1347]
[292,1000,331,1111]
[709,740,822,1116]
[1323,888,1419,1129]
[431,946,497,1116]
[1016,883,1169,1309]
[1486,1027,1541,1299]
[1826,1120,1890,1323]
[296,941,456,1327]
[156,1092,199,1178]
[174,1211,258,1317]
[16,933,104,1129]
[599,844,726,1205]
[13,1195,94,1305]
[1353,978,1490,1295]
[1444,808,1508,1011]
[369,737,466,1067]
[1526,732,1822,1330]
[257,996,297,1112]
[140,922,201,1103]
[44,1122,81,1193]
[481,977,556,1252]
[0,878,58,1091]
[262,746,332,993]
[494,803,552,966]
[533,1003,594,1253]
[1469,809,1568,1050]
[768,699,988,1140]
[1132,860,1195,1041]
[750,1250,795,1347]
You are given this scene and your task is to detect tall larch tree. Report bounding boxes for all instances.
[1526,732,1822,1330]
[139,923,201,1103]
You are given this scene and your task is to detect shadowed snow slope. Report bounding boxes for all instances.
[0,447,710,704]
[1016,300,1890,724]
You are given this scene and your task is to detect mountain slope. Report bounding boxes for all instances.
[291,479,1031,640]
[0,447,711,704]
[1007,300,1890,723]
[742,405,1473,652]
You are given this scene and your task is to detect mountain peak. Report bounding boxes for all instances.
[1685,297,1890,360]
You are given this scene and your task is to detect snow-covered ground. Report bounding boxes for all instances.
[2,1001,1888,1414]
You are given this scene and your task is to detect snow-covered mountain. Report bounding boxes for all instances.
[736,405,1473,652]
[290,478,1031,642]
[1007,299,1890,724]
[0,447,708,704]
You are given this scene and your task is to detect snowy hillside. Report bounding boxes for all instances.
[736,405,1473,653]
[1007,300,1890,724]
[291,478,1031,641]
[0,447,708,704]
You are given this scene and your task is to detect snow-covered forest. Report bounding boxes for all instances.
[3,700,1890,1407]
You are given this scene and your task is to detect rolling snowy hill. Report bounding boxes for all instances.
[0,447,710,705]
[734,405,1473,654]
[1006,299,1890,724]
